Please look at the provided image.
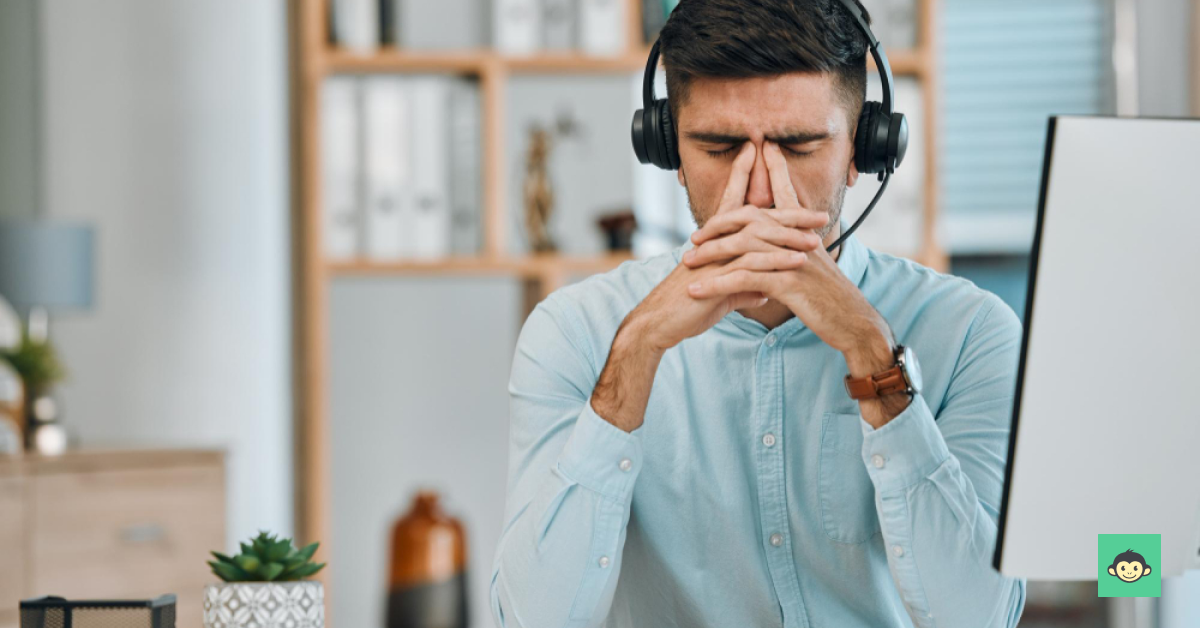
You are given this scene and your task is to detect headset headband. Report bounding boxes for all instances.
[643,0,895,117]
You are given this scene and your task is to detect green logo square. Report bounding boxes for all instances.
[1098,533,1161,597]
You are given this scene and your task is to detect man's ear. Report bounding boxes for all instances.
[1144,566,1151,575]
[677,166,687,187]
[1108,567,1116,576]
[847,155,860,188]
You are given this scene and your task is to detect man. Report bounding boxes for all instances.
[489,0,1027,626]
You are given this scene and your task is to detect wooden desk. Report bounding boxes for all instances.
[0,449,225,628]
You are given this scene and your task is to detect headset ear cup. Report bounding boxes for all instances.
[657,100,680,170]
[854,102,879,174]
[642,105,662,167]
[631,108,650,165]
[888,112,909,172]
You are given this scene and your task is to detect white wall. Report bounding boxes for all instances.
[1135,0,1194,116]
[36,0,293,545]
[1117,5,1199,627]
[329,277,519,628]
[1141,4,1200,626]
[0,0,39,219]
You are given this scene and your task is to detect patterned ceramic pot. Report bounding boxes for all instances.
[203,581,324,628]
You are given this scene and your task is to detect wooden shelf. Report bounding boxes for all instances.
[322,46,926,77]
[505,51,651,73]
[324,49,492,74]
[324,48,648,75]
[328,252,636,277]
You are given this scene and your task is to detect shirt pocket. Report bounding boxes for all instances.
[817,411,882,544]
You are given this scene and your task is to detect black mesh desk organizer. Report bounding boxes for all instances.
[20,595,176,628]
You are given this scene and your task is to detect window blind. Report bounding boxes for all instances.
[939,0,1115,253]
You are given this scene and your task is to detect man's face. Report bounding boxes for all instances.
[674,72,860,243]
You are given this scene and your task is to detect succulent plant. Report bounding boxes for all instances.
[0,329,66,393]
[208,531,326,582]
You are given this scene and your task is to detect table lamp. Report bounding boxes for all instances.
[0,220,95,453]
[0,220,95,341]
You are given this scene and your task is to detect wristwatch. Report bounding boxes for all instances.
[843,344,923,400]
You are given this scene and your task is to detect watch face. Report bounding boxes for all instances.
[902,345,923,394]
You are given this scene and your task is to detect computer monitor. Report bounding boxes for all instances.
[992,115,1200,580]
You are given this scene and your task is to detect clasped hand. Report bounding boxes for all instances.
[622,140,901,427]
[679,141,890,356]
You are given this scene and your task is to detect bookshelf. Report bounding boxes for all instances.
[289,0,944,605]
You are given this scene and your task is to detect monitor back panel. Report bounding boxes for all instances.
[994,116,1200,580]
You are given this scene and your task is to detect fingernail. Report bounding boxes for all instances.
[689,282,701,292]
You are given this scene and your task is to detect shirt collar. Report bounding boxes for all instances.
[670,215,869,337]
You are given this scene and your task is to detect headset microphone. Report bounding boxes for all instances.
[631,0,908,254]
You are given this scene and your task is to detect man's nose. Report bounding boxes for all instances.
[744,144,774,209]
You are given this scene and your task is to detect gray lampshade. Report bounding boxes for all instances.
[0,220,95,311]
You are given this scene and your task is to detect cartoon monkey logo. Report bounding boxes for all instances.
[1107,549,1152,583]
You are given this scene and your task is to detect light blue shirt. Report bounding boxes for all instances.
[489,224,1028,628]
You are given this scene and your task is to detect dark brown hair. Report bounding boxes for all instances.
[659,0,873,131]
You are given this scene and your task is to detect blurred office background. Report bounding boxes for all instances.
[0,1,1196,627]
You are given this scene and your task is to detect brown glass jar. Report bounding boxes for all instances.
[386,490,469,628]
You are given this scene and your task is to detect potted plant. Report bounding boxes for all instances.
[204,531,327,628]
[0,327,66,449]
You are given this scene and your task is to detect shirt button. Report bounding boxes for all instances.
[769,533,783,547]
[618,458,632,472]
[762,433,776,447]
[893,545,904,557]
[598,556,610,567]
[872,454,885,468]
[765,334,777,347]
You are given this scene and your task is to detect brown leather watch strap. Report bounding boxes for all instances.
[844,365,908,400]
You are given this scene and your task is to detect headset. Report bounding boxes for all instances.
[631,0,909,254]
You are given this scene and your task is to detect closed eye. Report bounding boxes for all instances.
[704,145,738,158]
[704,144,814,158]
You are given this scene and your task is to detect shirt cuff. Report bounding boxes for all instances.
[860,393,951,494]
[555,395,645,502]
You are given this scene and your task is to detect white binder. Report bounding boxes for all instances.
[321,77,362,261]
[448,79,482,256]
[330,0,379,52]
[494,0,542,55]
[362,77,412,260]
[579,0,627,56]
[409,77,452,259]
[542,0,576,51]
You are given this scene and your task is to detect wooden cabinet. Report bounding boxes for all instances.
[0,458,24,628]
[0,450,225,628]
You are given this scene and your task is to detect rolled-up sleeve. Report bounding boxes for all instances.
[858,296,1028,628]
[490,297,645,628]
